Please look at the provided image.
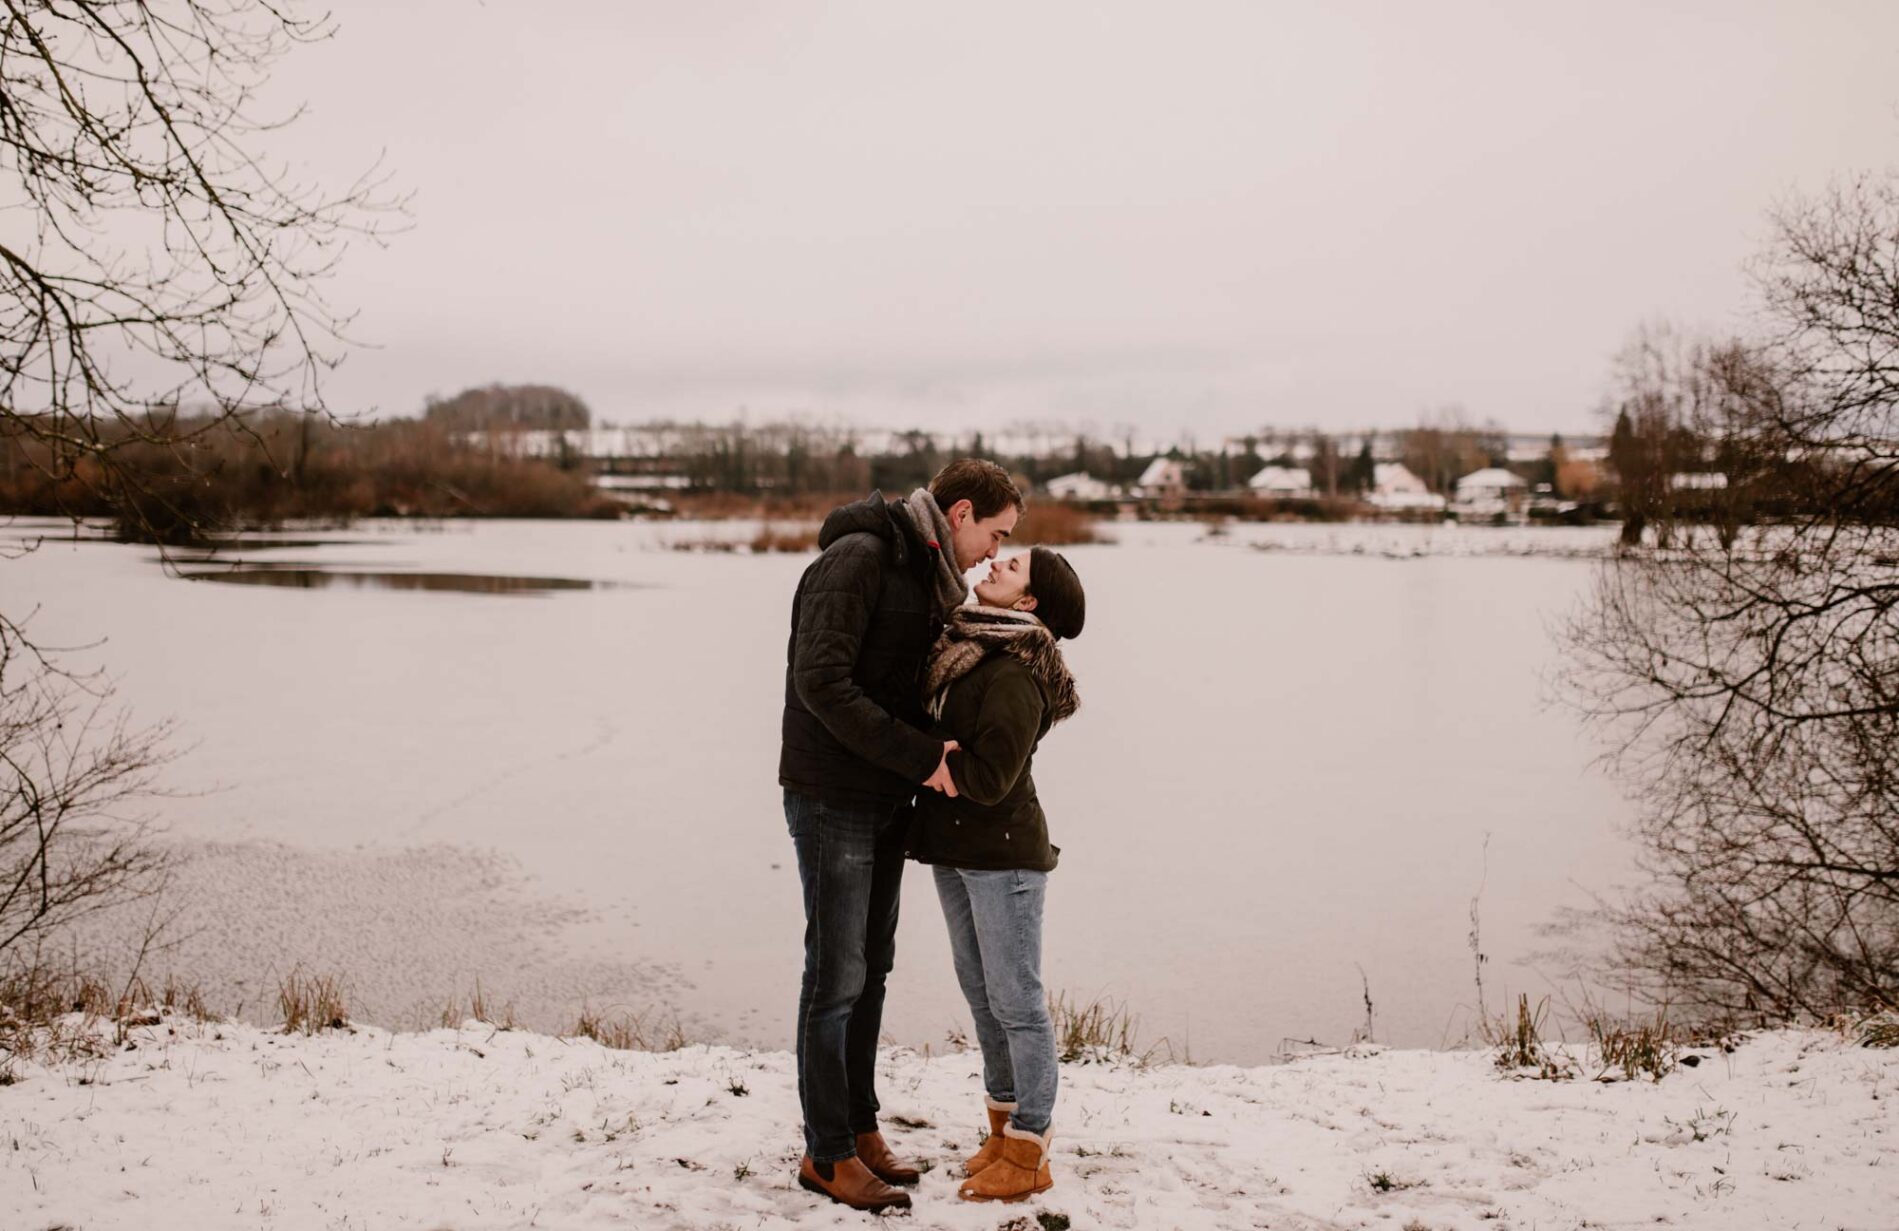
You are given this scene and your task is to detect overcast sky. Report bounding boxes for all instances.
[269,1,1899,437]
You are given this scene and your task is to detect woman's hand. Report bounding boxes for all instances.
[922,741,960,797]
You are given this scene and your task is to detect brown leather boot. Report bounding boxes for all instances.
[957,1123,1053,1202]
[797,1154,912,1212]
[855,1129,921,1186]
[963,1096,1017,1177]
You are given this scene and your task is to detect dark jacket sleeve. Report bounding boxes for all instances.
[946,666,1045,807]
[792,536,944,783]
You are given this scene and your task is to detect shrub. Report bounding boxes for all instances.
[1012,503,1104,546]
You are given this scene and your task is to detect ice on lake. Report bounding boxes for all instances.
[5,515,1633,1061]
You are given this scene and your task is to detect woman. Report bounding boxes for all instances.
[910,545,1085,1203]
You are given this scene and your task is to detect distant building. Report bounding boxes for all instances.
[593,473,692,492]
[1246,465,1315,498]
[1044,471,1116,501]
[1669,472,1729,491]
[1367,463,1446,512]
[1135,457,1188,499]
[1453,467,1529,517]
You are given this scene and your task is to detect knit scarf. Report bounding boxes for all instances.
[923,606,1081,725]
[899,488,970,618]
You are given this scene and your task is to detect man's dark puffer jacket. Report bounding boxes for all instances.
[778,492,947,809]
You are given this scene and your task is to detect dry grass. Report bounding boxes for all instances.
[277,968,349,1035]
[0,960,115,1021]
[1013,502,1105,546]
[439,978,517,1030]
[669,523,821,554]
[569,1006,688,1052]
[109,971,217,1032]
[1853,1012,1899,1048]
[670,491,856,521]
[157,972,214,1023]
[1585,1009,1680,1081]
[1049,991,1164,1064]
[750,523,821,552]
[1485,994,1575,1079]
[0,961,112,1074]
[0,958,218,1076]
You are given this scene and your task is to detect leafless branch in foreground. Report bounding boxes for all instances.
[1561,175,1899,1022]
[0,0,405,546]
[0,655,174,959]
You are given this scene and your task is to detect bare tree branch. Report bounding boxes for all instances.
[1561,175,1899,1021]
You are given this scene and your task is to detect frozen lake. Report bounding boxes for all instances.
[5,515,1634,1062]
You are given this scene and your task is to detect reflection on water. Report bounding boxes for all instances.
[176,537,371,554]
[182,568,610,594]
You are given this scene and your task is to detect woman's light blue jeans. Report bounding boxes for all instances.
[932,865,1057,1135]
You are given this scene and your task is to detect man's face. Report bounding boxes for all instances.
[946,500,1019,571]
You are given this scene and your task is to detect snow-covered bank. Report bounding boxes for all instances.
[4,1021,1894,1230]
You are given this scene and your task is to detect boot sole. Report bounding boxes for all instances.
[798,1173,913,1212]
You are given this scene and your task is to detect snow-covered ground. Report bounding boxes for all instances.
[5,1018,1894,1230]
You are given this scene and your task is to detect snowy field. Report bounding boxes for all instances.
[4,1017,1894,1230]
[6,517,1634,1060]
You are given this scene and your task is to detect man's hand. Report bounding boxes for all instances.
[922,741,960,797]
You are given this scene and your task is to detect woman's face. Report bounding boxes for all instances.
[973,551,1036,612]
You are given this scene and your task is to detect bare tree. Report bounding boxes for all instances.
[0,0,400,550]
[1602,324,1772,547]
[0,2,396,958]
[1562,176,1899,1021]
[1400,407,1499,496]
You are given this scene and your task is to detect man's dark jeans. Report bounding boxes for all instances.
[785,788,909,1163]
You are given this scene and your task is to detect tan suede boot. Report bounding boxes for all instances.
[963,1096,1017,1178]
[957,1123,1053,1202]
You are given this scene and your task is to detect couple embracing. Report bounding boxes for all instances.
[778,459,1087,1212]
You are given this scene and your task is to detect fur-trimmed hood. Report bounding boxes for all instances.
[923,606,1080,725]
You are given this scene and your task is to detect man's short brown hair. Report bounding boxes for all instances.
[928,458,1025,521]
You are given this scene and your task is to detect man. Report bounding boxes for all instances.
[780,458,1024,1212]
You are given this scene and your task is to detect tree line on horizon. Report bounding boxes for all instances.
[5,373,1893,538]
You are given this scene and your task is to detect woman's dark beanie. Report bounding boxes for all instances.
[1028,547,1086,641]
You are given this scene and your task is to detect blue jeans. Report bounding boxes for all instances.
[933,865,1057,1135]
[785,790,909,1163]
